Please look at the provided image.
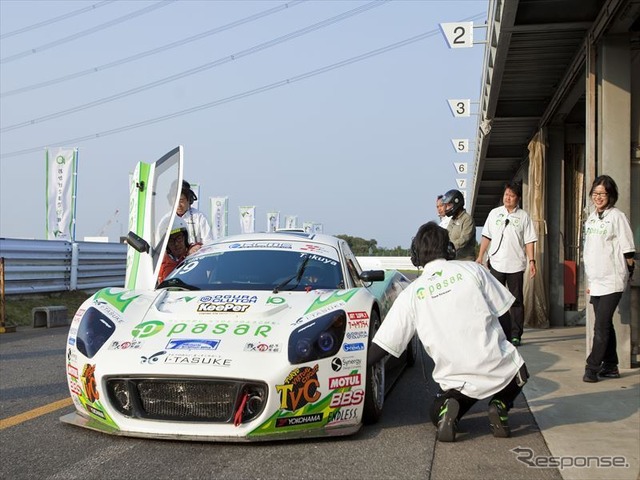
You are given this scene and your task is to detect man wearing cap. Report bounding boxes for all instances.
[177,180,214,254]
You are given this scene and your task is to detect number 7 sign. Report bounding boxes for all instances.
[440,22,473,49]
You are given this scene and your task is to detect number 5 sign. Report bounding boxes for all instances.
[451,139,469,153]
[440,22,473,49]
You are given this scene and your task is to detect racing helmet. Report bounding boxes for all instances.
[167,217,189,251]
[442,189,465,217]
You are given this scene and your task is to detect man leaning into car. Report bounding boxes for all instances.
[367,222,529,442]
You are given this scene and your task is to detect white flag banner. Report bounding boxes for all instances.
[267,211,280,232]
[284,215,298,229]
[312,223,323,234]
[210,196,228,240]
[451,138,469,153]
[239,206,256,233]
[46,147,78,241]
[447,99,471,117]
[302,222,313,233]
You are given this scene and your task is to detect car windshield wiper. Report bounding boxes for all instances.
[273,255,310,293]
[157,277,200,291]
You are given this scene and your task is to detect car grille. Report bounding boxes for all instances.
[105,377,268,423]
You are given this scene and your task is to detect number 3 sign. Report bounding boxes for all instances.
[440,22,473,49]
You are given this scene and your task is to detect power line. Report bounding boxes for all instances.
[1,0,307,98]
[0,0,176,64]
[0,12,485,160]
[1,0,389,133]
[0,1,116,40]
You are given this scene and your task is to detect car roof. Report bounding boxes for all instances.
[209,232,342,249]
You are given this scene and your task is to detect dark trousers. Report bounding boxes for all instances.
[429,367,526,426]
[489,267,524,340]
[586,293,622,372]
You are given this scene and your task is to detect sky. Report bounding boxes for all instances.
[0,0,487,249]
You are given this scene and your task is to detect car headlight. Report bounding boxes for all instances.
[76,307,116,358]
[288,310,346,364]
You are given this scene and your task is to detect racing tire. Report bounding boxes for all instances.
[363,310,384,424]
[405,335,419,367]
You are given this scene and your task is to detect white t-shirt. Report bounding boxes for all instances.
[481,206,537,273]
[180,207,214,246]
[584,207,635,296]
[373,259,523,399]
[439,216,451,229]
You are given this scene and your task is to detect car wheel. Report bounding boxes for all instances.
[363,310,384,424]
[405,334,419,367]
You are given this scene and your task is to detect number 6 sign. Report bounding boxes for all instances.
[454,162,468,174]
[440,22,473,49]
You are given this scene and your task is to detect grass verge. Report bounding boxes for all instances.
[1,291,93,327]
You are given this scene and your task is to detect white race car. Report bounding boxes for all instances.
[60,147,416,441]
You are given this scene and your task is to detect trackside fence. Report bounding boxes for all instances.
[0,238,127,295]
[0,238,415,296]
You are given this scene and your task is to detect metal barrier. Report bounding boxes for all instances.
[0,237,412,295]
[0,238,126,295]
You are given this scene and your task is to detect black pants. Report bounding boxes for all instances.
[429,366,527,426]
[586,293,621,372]
[489,267,524,340]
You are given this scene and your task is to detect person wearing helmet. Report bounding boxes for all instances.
[368,222,528,443]
[157,217,192,285]
[176,180,214,253]
[442,189,476,260]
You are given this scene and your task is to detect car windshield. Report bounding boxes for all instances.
[161,249,344,291]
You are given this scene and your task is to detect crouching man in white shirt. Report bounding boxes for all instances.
[367,222,529,442]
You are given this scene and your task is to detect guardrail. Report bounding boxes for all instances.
[0,238,127,295]
[0,238,414,295]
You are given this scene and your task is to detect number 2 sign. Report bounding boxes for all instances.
[440,22,473,49]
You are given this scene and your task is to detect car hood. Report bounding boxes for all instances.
[76,287,371,376]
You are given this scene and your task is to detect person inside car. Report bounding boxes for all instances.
[157,217,193,285]
[367,222,528,442]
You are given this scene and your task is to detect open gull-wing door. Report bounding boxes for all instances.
[124,146,183,290]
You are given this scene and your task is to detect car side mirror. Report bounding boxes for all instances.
[360,270,385,282]
[125,231,150,253]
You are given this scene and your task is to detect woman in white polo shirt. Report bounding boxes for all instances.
[582,175,635,383]
[475,181,538,346]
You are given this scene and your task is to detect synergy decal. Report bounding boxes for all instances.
[244,342,281,353]
[166,338,220,350]
[94,288,140,313]
[304,290,358,316]
[276,413,324,428]
[276,364,321,411]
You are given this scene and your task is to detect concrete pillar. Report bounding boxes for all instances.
[547,125,565,327]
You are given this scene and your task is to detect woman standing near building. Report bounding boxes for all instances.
[582,175,635,383]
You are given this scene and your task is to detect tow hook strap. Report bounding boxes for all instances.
[234,392,249,427]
